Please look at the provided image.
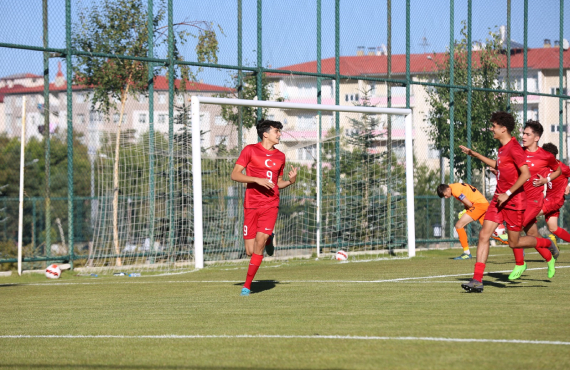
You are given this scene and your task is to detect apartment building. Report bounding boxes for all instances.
[0,63,236,154]
[266,41,570,168]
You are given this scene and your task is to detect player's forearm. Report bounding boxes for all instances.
[278,180,294,189]
[471,151,496,168]
[549,166,562,182]
[462,199,473,208]
[231,171,259,184]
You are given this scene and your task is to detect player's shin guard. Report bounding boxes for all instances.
[553,227,570,242]
[244,253,264,290]
[473,262,486,282]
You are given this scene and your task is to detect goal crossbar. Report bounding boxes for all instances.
[191,96,415,268]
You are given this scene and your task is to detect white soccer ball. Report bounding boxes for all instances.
[335,250,348,261]
[493,224,506,237]
[45,264,61,279]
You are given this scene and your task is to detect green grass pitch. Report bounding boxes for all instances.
[1,246,569,369]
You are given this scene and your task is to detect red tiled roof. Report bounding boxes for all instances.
[1,75,233,95]
[0,84,25,103]
[0,73,42,80]
[268,48,570,77]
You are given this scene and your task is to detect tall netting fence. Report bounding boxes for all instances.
[1,0,569,272]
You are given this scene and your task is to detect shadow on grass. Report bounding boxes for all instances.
[457,273,549,289]
[233,280,286,294]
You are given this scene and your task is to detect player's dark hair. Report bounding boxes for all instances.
[542,142,558,157]
[256,119,283,139]
[436,184,449,198]
[490,111,515,133]
[524,120,544,137]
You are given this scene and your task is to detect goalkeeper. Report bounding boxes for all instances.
[437,183,490,260]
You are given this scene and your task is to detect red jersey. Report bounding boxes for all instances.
[236,143,285,208]
[495,137,527,210]
[545,161,570,204]
[522,147,559,200]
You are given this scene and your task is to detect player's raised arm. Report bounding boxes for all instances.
[231,163,274,189]
[278,166,298,189]
[459,145,497,168]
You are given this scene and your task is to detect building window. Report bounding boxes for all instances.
[345,94,349,102]
[138,113,147,124]
[77,114,85,125]
[215,135,228,146]
[138,94,147,103]
[551,88,568,96]
[551,124,568,133]
[215,116,228,126]
[298,114,316,129]
[297,144,317,161]
[158,114,167,124]
[176,94,184,105]
[15,97,22,107]
[370,82,376,95]
[113,113,127,124]
[76,93,85,103]
[158,93,166,104]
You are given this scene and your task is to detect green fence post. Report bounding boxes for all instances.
[387,0,392,247]
[559,0,565,226]
[238,0,243,150]
[466,0,473,244]
[506,0,511,112]
[317,0,322,255]
[65,0,74,269]
[335,0,341,245]
[168,0,175,260]
[43,0,51,259]
[148,0,156,261]
[257,0,262,119]
[523,0,528,124]
[448,0,456,243]
[32,199,37,253]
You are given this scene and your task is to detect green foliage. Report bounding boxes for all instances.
[0,132,92,247]
[72,0,221,114]
[217,72,278,130]
[426,22,519,179]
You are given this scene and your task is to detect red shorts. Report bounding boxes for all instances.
[543,197,563,222]
[243,207,279,240]
[485,201,525,232]
[523,195,544,227]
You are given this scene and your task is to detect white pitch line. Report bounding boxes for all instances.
[1,334,568,346]
[3,265,568,287]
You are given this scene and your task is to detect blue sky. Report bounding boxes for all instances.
[0,0,568,87]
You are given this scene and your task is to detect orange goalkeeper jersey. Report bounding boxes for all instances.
[449,183,488,205]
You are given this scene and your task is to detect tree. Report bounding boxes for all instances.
[426,22,518,180]
[217,71,279,130]
[72,0,220,265]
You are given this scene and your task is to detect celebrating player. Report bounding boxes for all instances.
[458,112,558,293]
[536,143,570,246]
[231,120,298,296]
[437,183,490,260]
[506,121,561,280]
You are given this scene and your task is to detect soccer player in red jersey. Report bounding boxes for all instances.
[535,143,570,250]
[507,121,561,280]
[459,112,557,293]
[231,120,298,296]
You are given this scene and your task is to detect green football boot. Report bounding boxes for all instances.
[508,263,527,280]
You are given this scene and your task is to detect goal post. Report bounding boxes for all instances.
[192,96,415,269]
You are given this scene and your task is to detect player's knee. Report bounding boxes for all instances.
[548,225,558,233]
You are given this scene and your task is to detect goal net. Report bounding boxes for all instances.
[85,96,414,273]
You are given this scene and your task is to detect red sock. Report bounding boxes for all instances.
[473,262,486,282]
[512,248,525,265]
[243,253,263,290]
[553,227,570,242]
[534,237,553,262]
[535,237,551,248]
